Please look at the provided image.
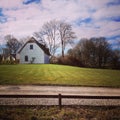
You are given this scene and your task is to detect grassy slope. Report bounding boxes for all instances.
[0,64,120,87]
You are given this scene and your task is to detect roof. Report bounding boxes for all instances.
[18,37,50,55]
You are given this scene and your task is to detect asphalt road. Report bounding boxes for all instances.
[0,85,120,106]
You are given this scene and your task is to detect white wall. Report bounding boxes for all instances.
[44,53,50,63]
[20,43,45,64]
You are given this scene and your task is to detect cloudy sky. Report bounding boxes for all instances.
[0,0,120,48]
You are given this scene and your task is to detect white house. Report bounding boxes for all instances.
[18,37,50,64]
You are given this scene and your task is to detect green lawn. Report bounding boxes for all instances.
[0,64,120,87]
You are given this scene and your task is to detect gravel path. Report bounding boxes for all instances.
[0,85,120,106]
[0,98,120,106]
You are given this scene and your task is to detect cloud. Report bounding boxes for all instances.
[93,5,120,21]
[0,0,23,9]
[0,0,120,49]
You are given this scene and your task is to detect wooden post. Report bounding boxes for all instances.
[58,94,62,110]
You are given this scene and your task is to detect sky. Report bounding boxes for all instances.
[0,0,120,49]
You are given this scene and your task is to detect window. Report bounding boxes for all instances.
[30,45,33,49]
[25,56,28,62]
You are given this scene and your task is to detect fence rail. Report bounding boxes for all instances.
[0,94,120,109]
[0,94,120,99]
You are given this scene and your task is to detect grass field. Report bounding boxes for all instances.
[0,64,120,87]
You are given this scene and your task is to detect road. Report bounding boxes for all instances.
[0,85,120,96]
[0,85,120,106]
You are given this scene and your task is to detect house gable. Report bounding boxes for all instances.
[18,37,50,64]
[18,37,50,55]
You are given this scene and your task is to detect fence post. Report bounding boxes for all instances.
[58,94,62,110]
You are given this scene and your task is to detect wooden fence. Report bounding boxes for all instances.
[0,94,120,109]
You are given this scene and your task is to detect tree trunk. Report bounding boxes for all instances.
[62,48,64,57]
[61,40,64,57]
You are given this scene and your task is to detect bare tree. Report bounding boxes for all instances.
[75,38,95,67]
[5,35,22,59]
[68,37,111,68]
[34,20,60,56]
[19,36,31,45]
[111,39,120,69]
[0,44,2,54]
[34,20,76,57]
[110,49,120,69]
[59,21,76,57]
